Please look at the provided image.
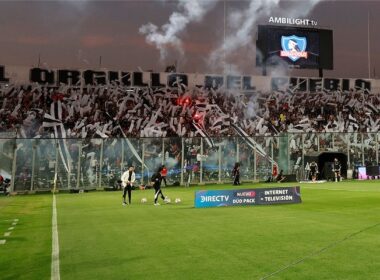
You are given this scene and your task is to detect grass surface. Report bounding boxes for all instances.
[0,195,52,280]
[1,181,380,279]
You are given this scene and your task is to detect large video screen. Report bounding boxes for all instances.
[256,25,333,70]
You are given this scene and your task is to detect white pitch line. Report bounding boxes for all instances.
[51,194,60,280]
[12,222,17,226]
[0,240,6,245]
[4,232,11,237]
[8,227,14,231]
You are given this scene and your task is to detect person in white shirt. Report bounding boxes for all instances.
[121,166,135,206]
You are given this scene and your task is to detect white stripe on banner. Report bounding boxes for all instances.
[192,122,214,147]
[51,194,60,280]
[118,126,148,169]
[49,102,72,173]
[57,100,62,120]
[231,123,277,166]
[43,113,62,123]
[53,126,69,173]
[59,124,72,173]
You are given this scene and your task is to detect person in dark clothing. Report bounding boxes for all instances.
[4,178,10,196]
[309,161,318,182]
[0,177,10,196]
[232,162,241,185]
[151,167,166,206]
[332,158,341,182]
[0,176,4,195]
[121,166,135,206]
[276,170,286,183]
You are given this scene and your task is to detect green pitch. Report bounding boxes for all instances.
[1,181,380,280]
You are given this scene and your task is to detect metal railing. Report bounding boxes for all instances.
[0,133,379,192]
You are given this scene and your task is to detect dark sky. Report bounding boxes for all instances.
[0,0,379,79]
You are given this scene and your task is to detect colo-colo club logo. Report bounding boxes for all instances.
[280,35,308,62]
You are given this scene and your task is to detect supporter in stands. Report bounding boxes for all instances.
[0,83,379,140]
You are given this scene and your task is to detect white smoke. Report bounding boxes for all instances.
[246,95,260,119]
[139,0,217,61]
[76,49,90,65]
[208,0,323,74]
[164,156,179,169]
[208,0,280,73]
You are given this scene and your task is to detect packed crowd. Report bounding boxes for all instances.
[0,83,379,139]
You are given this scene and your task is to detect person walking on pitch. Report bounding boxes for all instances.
[121,166,135,206]
[151,167,167,206]
[332,158,341,182]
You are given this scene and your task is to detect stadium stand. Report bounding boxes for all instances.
[1,83,379,139]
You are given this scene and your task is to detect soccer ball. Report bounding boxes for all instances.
[164,197,171,203]
[175,198,181,204]
[141,198,147,203]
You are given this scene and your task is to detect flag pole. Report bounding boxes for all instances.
[223,0,226,75]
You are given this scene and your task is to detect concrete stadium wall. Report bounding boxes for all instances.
[1,64,379,93]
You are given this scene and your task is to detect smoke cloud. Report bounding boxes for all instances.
[139,0,217,61]
[208,0,323,74]
[138,0,322,73]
